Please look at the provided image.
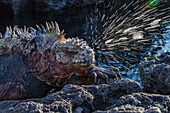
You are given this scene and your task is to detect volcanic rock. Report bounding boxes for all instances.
[138,52,170,94]
[0,79,142,113]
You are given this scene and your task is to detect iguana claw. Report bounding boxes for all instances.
[87,64,121,83]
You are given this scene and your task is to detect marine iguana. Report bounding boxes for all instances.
[0,22,121,100]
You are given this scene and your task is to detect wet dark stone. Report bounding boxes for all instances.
[0,79,142,112]
[95,92,170,113]
[138,52,170,95]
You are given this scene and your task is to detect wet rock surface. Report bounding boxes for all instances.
[82,78,142,110]
[138,52,170,94]
[0,78,169,112]
[0,76,169,112]
[0,79,143,113]
[95,92,170,113]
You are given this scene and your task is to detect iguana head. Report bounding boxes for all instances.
[53,36,95,68]
[34,22,94,68]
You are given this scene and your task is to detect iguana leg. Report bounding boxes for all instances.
[87,65,121,83]
[77,64,121,83]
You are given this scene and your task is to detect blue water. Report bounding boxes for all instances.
[157,23,170,55]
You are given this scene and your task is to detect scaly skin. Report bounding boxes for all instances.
[0,22,121,100]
